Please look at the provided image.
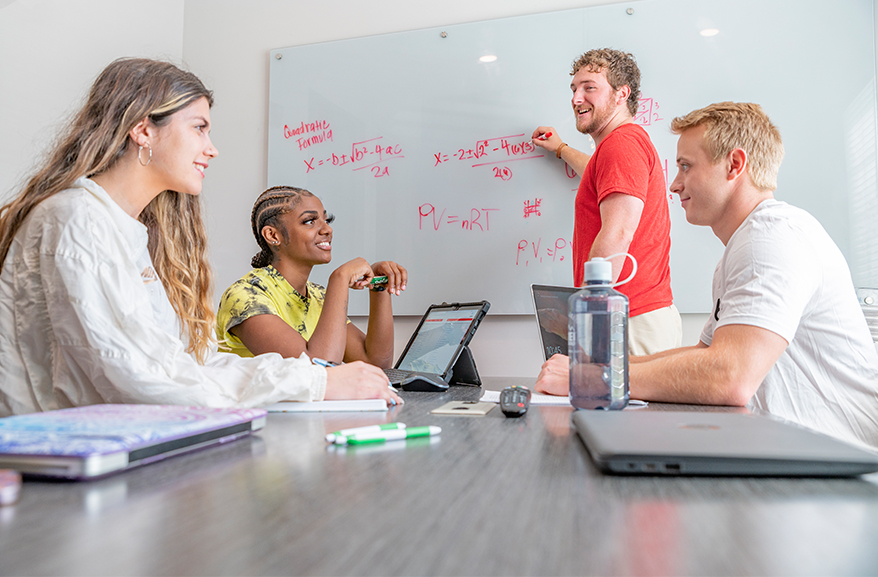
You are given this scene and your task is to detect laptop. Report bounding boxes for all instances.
[0,404,267,480]
[573,410,878,477]
[385,301,490,387]
[531,284,580,360]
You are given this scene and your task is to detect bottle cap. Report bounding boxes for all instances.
[583,257,613,283]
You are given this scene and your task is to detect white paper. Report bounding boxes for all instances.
[264,399,388,413]
[479,390,647,407]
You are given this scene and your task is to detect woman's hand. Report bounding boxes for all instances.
[331,257,374,290]
[324,361,403,406]
[371,261,407,296]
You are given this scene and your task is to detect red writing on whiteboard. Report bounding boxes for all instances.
[297,130,333,151]
[516,237,571,266]
[523,198,542,218]
[433,133,542,179]
[284,120,333,151]
[419,204,499,231]
[303,137,404,177]
[494,166,512,180]
[664,158,680,206]
[661,158,669,189]
[633,97,664,127]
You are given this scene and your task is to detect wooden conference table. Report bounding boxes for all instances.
[1,377,877,576]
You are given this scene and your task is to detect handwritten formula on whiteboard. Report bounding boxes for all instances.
[271,76,669,313]
[266,0,873,315]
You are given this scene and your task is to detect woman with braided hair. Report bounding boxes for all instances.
[217,186,406,368]
[0,58,400,416]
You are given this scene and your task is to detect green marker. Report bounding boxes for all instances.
[369,276,388,292]
[336,425,441,445]
[326,423,405,444]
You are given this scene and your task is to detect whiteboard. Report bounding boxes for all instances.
[267,0,877,314]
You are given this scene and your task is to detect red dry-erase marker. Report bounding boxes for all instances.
[538,132,553,140]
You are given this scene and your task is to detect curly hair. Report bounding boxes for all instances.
[571,48,641,116]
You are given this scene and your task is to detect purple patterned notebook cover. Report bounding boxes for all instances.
[0,405,267,458]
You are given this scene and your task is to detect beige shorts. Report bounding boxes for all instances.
[629,304,682,356]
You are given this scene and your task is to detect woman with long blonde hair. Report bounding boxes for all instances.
[0,58,399,415]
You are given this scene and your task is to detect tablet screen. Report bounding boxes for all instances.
[395,304,485,375]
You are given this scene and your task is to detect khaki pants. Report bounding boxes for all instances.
[629,304,682,356]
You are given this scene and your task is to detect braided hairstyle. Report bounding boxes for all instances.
[250,186,314,268]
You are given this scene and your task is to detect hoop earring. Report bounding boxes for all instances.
[138,143,152,167]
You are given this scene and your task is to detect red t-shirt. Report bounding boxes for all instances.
[573,123,673,316]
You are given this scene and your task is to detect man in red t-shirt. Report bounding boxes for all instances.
[532,48,681,376]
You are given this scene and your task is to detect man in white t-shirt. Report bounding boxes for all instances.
[536,102,878,449]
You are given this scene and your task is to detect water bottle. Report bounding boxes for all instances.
[568,255,634,410]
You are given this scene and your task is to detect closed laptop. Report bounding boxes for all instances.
[573,410,878,477]
[0,404,267,479]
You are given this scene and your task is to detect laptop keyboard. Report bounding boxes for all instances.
[384,368,412,384]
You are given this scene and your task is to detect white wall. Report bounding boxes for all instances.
[2,0,774,379]
[0,0,185,200]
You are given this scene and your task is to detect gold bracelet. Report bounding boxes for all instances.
[556,142,568,159]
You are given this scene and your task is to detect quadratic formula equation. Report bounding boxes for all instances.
[301,136,404,178]
[432,133,541,181]
[281,118,404,178]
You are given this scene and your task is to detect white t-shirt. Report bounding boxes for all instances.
[0,178,326,416]
[700,199,878,449]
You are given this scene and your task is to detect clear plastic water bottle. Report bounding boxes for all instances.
[568,256,629,410]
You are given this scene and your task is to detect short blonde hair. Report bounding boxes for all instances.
[670,102,784,191]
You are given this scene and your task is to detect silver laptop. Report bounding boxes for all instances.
[530,284,580,360]
[0,404,267,479]
[573,410,878,477]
